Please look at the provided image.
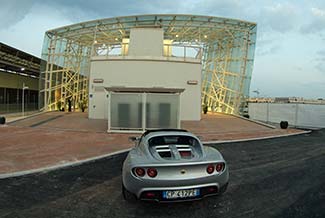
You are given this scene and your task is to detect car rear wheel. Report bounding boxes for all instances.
[122,184,137,202]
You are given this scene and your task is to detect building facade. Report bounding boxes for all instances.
[40,14,257,130]
[89,28,201,131]
[0,42,40,114]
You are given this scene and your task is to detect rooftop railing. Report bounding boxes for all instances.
[92,43,203,60]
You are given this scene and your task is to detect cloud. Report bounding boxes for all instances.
[316,50,325,56]
[0,0,189,28]
[188,0,244,17]
[0,0,34,28]
[293,66,303,71]
[313,49,325,73]
[256,44,281,56]
[300,7,325,34]
[311,7,325,17]
[315,63,325,73]
[1,0,324,98]
[0,3,73,56]
[259,2,300,33]
[36,0,188,22]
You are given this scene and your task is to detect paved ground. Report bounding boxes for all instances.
[0,112,303,174]
[0,130,324,218]
[1,110,40,123]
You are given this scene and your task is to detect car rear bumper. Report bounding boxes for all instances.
[123,168,229,201]
[138,183,228,202]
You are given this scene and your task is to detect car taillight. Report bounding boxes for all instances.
[145,192,156,198]
[134,167,145,177]
[206,164,214,174]
[147,168,158,178]
[216,163,225,172]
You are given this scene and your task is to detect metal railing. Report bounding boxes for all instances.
[163,44,202,60]
[92,43,202,60]
[0,103,38,114]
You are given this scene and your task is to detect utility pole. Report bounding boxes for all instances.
[22,83,29,117]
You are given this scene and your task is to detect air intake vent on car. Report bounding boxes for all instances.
[176,145,193,158]
[155,145,172,158]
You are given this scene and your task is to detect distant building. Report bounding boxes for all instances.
[0,42,40,114]
[274,97,290,103]
[248,97,325,105]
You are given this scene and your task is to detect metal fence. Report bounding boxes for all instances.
[248,103,325,128]
[0,87,38,114]
[0,103,38,114]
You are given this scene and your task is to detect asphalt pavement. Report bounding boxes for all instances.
[1,130,325,218]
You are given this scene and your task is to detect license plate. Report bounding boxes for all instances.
[162,189,200,199]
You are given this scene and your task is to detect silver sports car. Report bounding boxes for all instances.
[122,129,229,202]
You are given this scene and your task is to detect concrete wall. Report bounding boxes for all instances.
[128,28,164,56]
[249,102,325,128]
[89,57,201,121]
[0,72,39,90]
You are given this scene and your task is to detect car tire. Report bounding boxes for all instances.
[122,184,137,202]
[218,182,228,195]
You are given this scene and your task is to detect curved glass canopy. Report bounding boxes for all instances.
[41,14,257,114]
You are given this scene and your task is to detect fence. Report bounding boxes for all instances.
[0,87,39,114]
[248,103,325,128]
[0,103,38,114]
[92,43,202,60]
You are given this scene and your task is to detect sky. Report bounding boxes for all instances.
[0,0,325,98]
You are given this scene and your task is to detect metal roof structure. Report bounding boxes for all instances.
[41,14,257,114]
[0,42,41,78]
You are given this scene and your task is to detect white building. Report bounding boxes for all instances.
[88,27,202,132]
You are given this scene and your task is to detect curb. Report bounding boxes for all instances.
[6,111,46,124]
[0,130,311,179]
[229,113,277,129]
[203,130,311,145]
[0,148,131,179]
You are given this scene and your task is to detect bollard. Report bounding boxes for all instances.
[280,121,288,129]
[0,116,6,125]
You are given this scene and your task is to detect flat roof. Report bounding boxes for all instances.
[104,87,185,93]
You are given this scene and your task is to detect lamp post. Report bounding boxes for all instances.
[22,82,29,117]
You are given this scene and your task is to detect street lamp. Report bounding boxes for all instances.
[22,82,29,117]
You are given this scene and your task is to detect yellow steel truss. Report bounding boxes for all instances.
[41,14,256,114]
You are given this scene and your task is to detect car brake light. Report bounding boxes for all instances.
[206,164,214,174]
[147,168,158,178]
[134,167,145,177]
[216,163,224,172]
[208,187,217,193]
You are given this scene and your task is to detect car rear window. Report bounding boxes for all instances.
[148,136,199,146]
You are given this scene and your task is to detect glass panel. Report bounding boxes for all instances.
[110,93,142,129]
[146,93,179,129]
